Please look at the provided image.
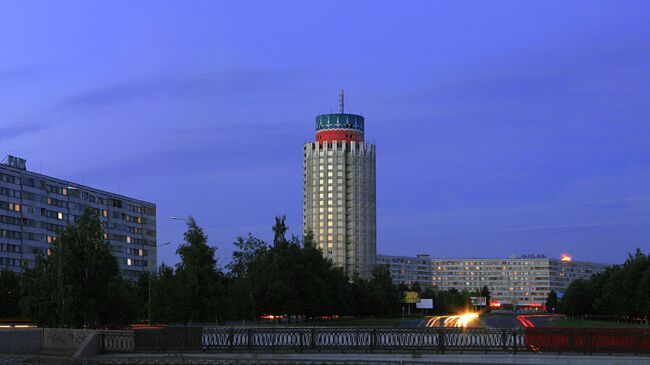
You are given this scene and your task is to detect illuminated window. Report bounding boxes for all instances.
[57,212,63,220]
[320,172,324,177]
[328,172,333,177]
[126,236,132,244]
[328,179,333,184]
[327,235,333,241]
[327,214,333,219]
[47,236,55,243]
[327,228,333,233]
[328,221,333,226]
[319,186,324,191]
[62,188,68,196]
[327,200,333,205]
[13,204,20,212]
[319,214,324,220]
[319,229,324,234]
[127,258,133,266]
[328,186,333,191]
[327,207,333,212]
[319,166,324,170]
[102,209,108,217]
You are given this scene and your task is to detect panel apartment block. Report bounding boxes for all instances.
[377,254,433,288]
[0,156,156,279]
[377,253,608,307]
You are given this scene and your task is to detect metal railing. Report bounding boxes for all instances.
[98,327,650,355]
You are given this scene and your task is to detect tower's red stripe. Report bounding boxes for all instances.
[316,130,364,143]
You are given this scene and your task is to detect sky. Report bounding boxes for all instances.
[1,1,649,266]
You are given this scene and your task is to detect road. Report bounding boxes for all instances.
[481,314,560,328]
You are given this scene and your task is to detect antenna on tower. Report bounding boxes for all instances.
[339,89,344,114]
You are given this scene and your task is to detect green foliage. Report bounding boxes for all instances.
[20,208,136,328]
[0,269,21,318]
[546,290,558,313]
[174,217,223,324]
[560,249,650,318]
[16,213,422,327]
[480,286,491,306]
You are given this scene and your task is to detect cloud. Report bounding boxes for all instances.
[56,69,302,110]
[0,123,45,142]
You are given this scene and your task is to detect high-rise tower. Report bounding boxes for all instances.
[303,93,376,279]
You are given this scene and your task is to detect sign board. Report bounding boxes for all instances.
[402,291,420,304]
[5,155,26,170]
[470,296,487,306]
[416,298,433,309]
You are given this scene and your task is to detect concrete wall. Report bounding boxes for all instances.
[0,329,42,354]
[0,328,96,354]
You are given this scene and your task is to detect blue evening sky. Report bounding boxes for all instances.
[1,1,649,266]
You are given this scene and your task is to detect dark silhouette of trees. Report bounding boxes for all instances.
[546,290,558,313]
[560,249,650,319]
[20,208,136,328]
[0,269,21,319]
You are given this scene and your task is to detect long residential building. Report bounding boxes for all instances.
[377,253,609,308]
[0,155,156,279]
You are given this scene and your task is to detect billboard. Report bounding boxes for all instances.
[470,296,487,306]
[402,291,420,304]
[416,298,433,309]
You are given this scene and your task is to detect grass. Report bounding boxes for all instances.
[550,317,648,328]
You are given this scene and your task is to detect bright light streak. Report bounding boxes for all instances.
[426,312,479,328]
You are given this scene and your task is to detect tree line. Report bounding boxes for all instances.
[558,249,650,319]
[0,209,470,328]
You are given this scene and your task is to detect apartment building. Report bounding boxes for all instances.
[378,253,608,307]
[0,155,156,279]
[303,95,376,279]
[377,254,433,288]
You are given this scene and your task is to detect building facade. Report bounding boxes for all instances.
[303,108,376,279]
[0,155,156,279]
[378,253,608,308]
[377,254,433,288]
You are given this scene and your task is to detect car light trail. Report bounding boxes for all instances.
[426,312,479,327]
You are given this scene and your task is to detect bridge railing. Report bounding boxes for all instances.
[98,327,650,355]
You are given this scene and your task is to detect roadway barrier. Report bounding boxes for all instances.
[525,328,650,354]
[97,327,649,355]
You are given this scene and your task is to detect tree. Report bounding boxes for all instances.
[174,216,223,324]
[0,269,21,319]
[368,265,401,317]
[480,286,491,311]
[546,290,558,313]
[21,208,135,328]
[226,234,268,321]
[149,264,179,324]
[559,279,594,316]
